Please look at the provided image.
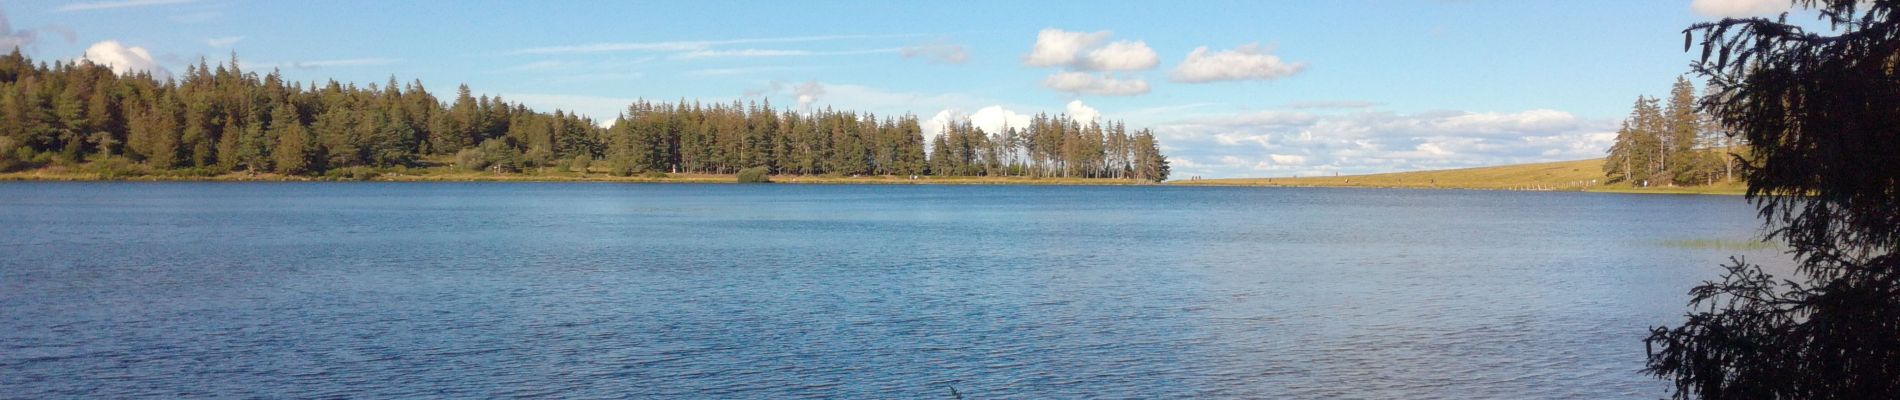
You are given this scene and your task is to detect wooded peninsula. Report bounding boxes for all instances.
[0,51,1171,183]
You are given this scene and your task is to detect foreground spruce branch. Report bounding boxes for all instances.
[1644,1,1900,398]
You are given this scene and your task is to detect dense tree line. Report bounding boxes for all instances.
[604,100,1167,181]
[1603,76,1741,186]
[0,50,1169,181]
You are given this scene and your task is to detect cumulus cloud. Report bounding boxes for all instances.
[1154,108,1614,178]
[205,36,243,48]
[794,80,826,109]
[970,106,1031,134]
[1690,0,1791,17]
[1083,40,1159,71]
[901,39,969,64]
[1024,28,1158,72]
[78,40,167,76]
[924,106,1032,139]
[924,109,962,139]
[1024,28,1163,96]
[1171,44,1306,83]
[1024,28,1110,67]
[1042,71,1150,96]
[1066,100,1100,125]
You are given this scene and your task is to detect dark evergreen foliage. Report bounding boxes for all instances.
[0,51,1169,181]
[1644,1,1900,398]
[1604,77,1738,186]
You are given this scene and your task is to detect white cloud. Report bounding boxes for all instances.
[1042,72,1150,96]
[924,109,963,140]
[1171,44,1306,83]
[78,40,165,76]
[1084,40,1159,71]
[1024,28,1161,96]
[1154,108,1615,178]
[57,0,194,12]
[1024,28,1158,72]
[924,106,1032,139]
[1690,0,1791,17]
[969,105,1030,134]
[1066,100,1100,125]
[205,36,243,48]
[1431,109,1579,136]
[901,39,969,64]
[794,80,825,109]
[1024,28,1110,67]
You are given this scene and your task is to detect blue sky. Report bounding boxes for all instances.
[1,0,1795,178]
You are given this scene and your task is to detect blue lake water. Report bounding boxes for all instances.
[0,183,1785,398]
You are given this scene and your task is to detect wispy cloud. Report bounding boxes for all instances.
[671,48,813,59]
[2,6,77,50]
[205,36,242,48]
[511,33,922,55]
[1041,72,1150,96]
[901,39,969,64]
[685,65,813,77]
[1171,43,1306,83]
[57,0,194,12]
[1283,100,1382,110]
[243,58,397,70]
[494,57,655,74]
[669,47,899,60]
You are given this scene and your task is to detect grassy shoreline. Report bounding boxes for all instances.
[3,158,1748,194]
[1170,158,1746,195]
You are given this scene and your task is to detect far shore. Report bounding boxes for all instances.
[0,168,1151,186]
[3,158,1747,195]
[1167,158,1746,195]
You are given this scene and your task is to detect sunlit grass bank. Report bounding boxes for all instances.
[1174,158,1746,195]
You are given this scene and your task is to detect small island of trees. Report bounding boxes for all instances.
[0,50,1170,182]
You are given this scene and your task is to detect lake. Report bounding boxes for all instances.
[0,183,1785,398]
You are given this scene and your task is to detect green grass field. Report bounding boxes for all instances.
[1173,158,1746,195]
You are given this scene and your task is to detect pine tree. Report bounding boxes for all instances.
[270,105,314,175]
